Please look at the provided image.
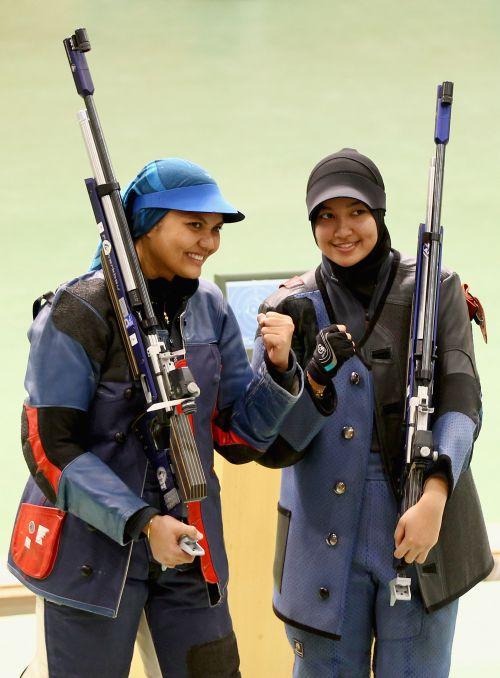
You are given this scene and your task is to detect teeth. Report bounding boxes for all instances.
[187,253,204,261]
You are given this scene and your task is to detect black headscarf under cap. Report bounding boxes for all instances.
[307,149,391,308]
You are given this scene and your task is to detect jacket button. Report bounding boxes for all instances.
[350,371,360,385]
[326,533,338,547]
[334,481,346,495]
[114,431,126,444]
[342,426,355,440]
[80,565,93,577]
[319,587,330,600]
[123,387,134,400]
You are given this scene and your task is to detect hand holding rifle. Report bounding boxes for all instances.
[394,475,448,565]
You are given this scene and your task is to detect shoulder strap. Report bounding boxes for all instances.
[358,251,401,349]
[314,265,336,324]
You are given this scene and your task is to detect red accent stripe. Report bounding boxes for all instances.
[212,421,260,450]
[187,500,218,584]
[25,405,61,494]
[177,386,219,584]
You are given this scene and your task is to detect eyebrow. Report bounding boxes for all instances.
[183,212,224,227]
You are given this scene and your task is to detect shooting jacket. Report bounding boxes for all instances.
[8,270,302,617]
[256,251,493,639]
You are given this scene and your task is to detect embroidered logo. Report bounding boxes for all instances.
[36,525,50,545]
[157,466,168,490]
[24,522,50,550]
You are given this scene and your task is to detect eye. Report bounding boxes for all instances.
[352,208,367,216]
[318,211,334,221]
[187,221,203,230]
[212,225,223,234]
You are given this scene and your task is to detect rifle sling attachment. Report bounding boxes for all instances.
[96,181,121,198]
[422,231,442,243]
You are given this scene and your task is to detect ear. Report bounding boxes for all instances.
[144,222,160,239]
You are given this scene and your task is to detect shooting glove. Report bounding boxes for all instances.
[306,325,355,386]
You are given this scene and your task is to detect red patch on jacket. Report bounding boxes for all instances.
[463,284,487,343]
[25,405,62,494]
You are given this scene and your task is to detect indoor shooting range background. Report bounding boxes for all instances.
[1,1,499,676]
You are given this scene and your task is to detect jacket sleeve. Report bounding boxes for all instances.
[430,271,482,493]
[211,300,304,464]
[21,285,150,545]
[252,295,336,468]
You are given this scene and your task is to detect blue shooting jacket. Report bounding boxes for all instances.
[256,253,492,639]
[8,271,302,617]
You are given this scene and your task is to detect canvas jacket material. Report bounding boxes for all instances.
[256,252,493,638]
[8,271,302,617]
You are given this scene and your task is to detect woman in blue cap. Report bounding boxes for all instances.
[10,158,303,677]
[255,149,492,677]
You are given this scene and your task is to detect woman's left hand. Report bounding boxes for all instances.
[394,476,448,564]
[257,311,295,372]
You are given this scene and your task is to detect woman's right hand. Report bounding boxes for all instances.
[306,324,355,386]
[145,515,203,568]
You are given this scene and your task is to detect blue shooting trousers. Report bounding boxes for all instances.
[22,542,240,678]
[285,453,458,678]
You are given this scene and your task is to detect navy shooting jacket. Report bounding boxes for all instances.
[8,270,303,617]
[254,252,493,639]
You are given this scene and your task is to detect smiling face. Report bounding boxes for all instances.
[313,197,378,267]
[135,209,223,280]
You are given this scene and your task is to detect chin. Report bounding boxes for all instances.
[331,254,362,267]
[180,266,202,279]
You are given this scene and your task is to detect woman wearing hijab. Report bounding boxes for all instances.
[9,158,303,678]
[255,149,492,677]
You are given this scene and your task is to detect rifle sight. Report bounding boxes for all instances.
[72,28,91,53]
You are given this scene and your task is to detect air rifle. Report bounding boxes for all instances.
[389,81,454,605]
[63,28,206,556]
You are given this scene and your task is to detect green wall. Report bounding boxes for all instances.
[1,0,499,554]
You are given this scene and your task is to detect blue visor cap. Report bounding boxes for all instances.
[132,183,245,223]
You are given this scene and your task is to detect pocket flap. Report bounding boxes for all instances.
[11,503,66,579]
[274,504,291,593]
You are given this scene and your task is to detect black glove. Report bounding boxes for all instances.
[306,325,355,386]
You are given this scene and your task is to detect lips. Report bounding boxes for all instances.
[186,252,205,262]
[333,241,359,251]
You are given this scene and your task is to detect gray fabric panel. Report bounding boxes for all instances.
[52,284,130,383]
[52,289,110,365]
[417,468,493,611]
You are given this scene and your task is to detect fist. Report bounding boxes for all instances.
[306,324,355,385]
[257,311,295,372]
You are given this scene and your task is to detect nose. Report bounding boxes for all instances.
[199,232,216,251]
[333,216,353,238]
